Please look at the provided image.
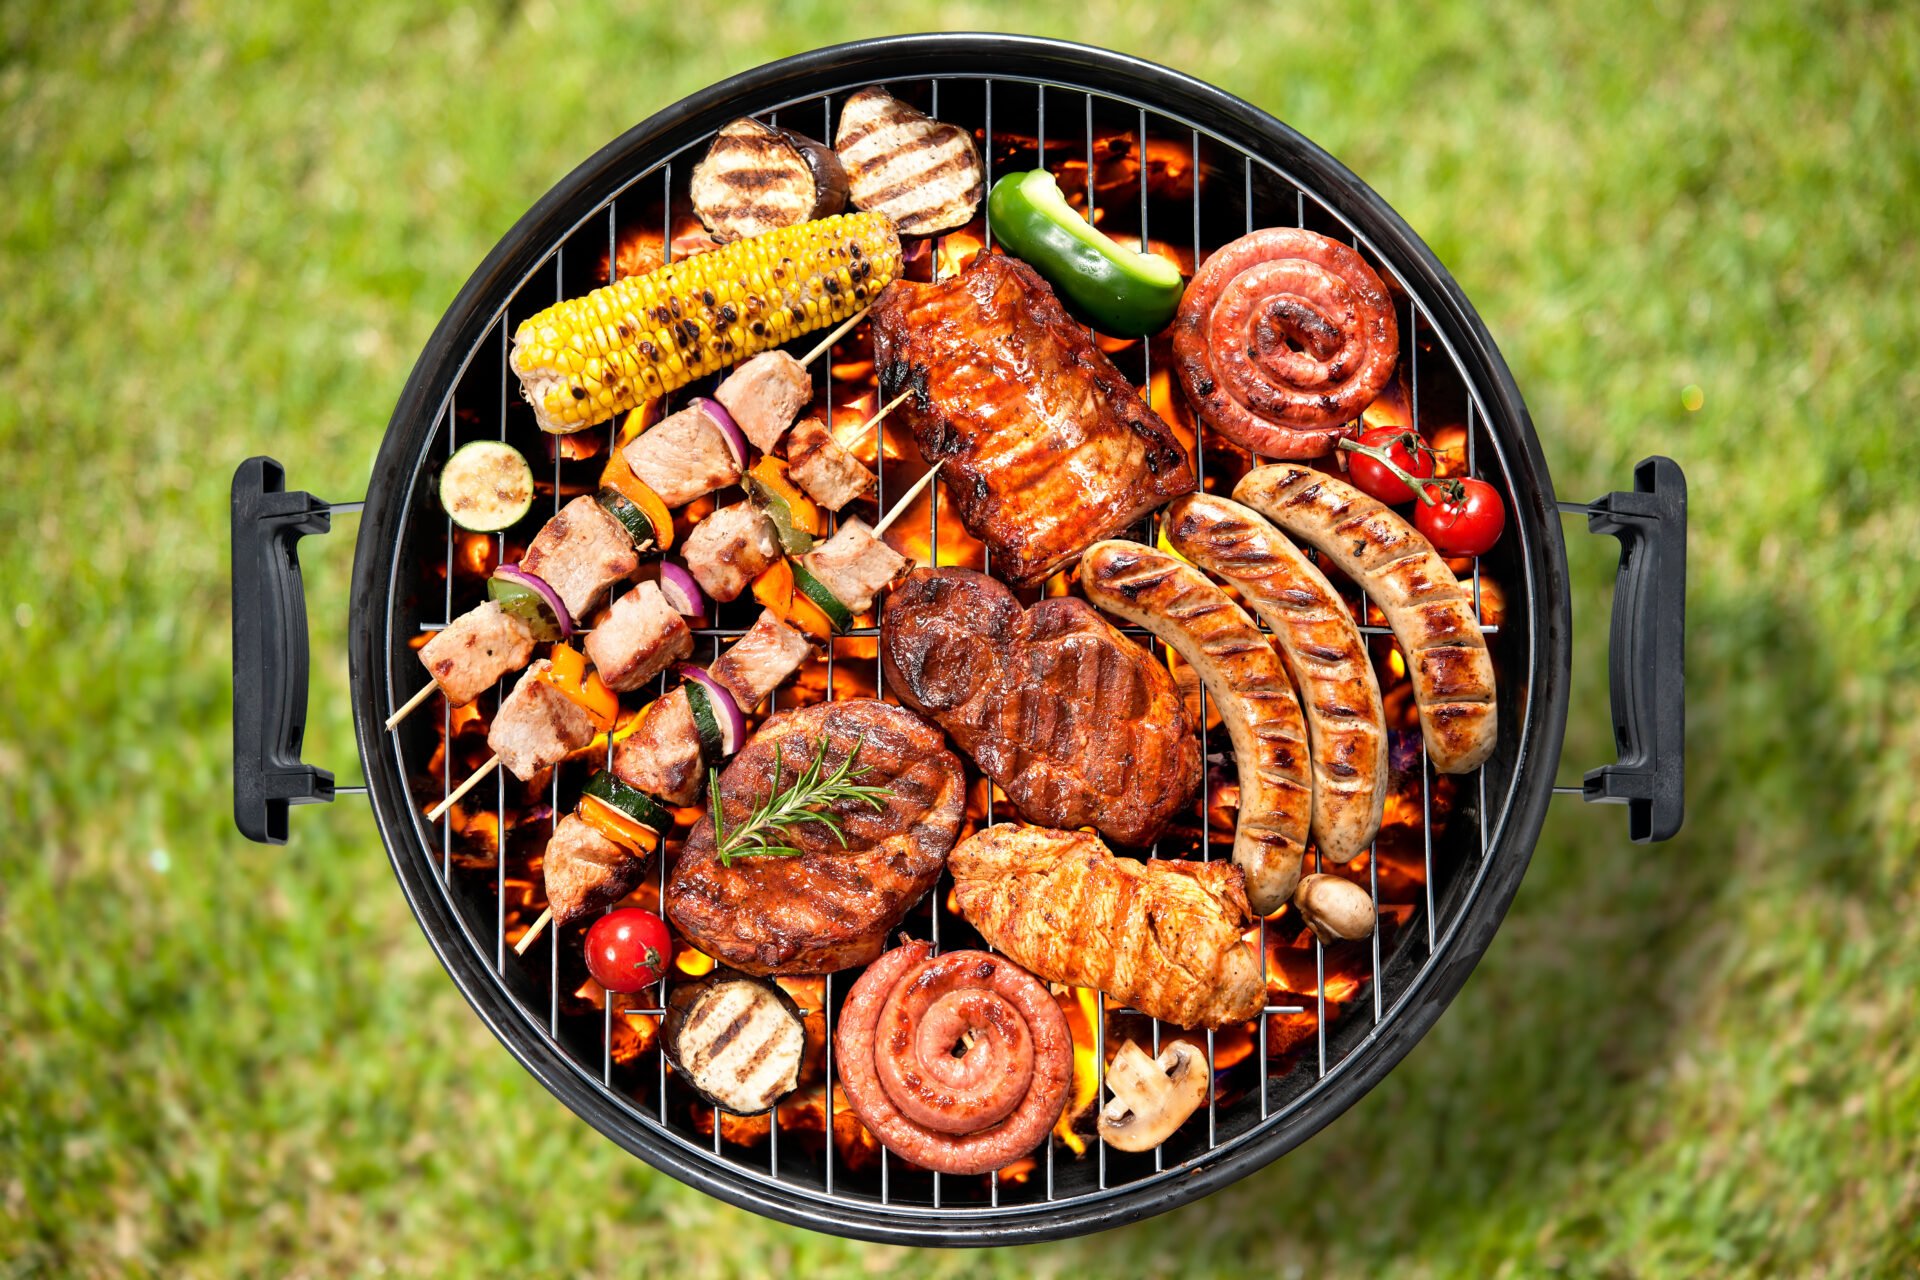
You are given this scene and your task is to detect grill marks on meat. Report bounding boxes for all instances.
[683,502,780,604]
[667,700,966,975]
[419,601,534,706]
[612,686,703,806]
[833,87,983,237]
[623,401,743,507]
[1234,464,1497,773]
[797,518,908,615]
[784,415,874,510]
[871,254,1194,587]
[585,580,693,694]
[950,826,1266,1030]
[489,660,596,782]
[518,495,640,621]
[1080,540,1312,915]
[544,812,648,926]
[1164,494,1387,862]
[715,352,814,454]
[706,609,813,713]
[881,567,1200,847]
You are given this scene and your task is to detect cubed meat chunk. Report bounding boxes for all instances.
[544,812,647,926]
[623,402,743,507]
[798,518,909,615]
[419,601,534,706]
[785,416,875,511]
[714,351,813,453]
[612,686,705,806]
[708,609,812,711]
[518,495,639,623]
[489,661,597,781]
[683,502,779,604]
[585,580,693,693]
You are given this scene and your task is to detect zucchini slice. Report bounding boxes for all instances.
[580,770,671,836]
[596,486,659,552]
[790,561,854,634]
[684,679,723,764]
[440,440,534,532]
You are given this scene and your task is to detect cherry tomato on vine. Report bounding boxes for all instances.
[1415,477,1506,557]
[1345,427,1436,504]
[585,908,672,992]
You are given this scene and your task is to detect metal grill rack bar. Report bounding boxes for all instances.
[359,40,1559,1244]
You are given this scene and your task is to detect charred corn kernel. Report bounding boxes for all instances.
[509,212,902,435]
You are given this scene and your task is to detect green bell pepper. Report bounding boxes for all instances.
[986,169,1185,337]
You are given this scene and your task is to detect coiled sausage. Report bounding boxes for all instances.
[835,941,1072,1175]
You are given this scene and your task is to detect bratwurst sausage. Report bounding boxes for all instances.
[1164,493,1387,863]
[1079,540,1312,915]
[835,941,1072,1175]
[1234,464,1496,773]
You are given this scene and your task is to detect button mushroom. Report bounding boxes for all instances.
[1098,1039,1210,1153]
[1294,873,1377,943]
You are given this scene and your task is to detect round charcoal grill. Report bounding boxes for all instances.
[229,34,1688,1246]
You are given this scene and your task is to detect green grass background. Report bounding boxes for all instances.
[3,1,1917,1275]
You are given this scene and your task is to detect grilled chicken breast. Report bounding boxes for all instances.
[691,117,849,243]
[950,825,1265,1030]
[833,86,983,236]
[881,567,1200,847]
[668,700,966,975]
[871,253,1195,587]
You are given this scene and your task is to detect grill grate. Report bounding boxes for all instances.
[377,65,1534,1226]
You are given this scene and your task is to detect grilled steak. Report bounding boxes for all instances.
[880,567,1200,847]
[871,253,1195,586]
[833,86,982,236]
[667,700,966,975]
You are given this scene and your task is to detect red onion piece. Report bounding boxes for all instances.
[496,563,574,638]
[694,397,749,472]
[675,662,746,756]
[657,561,709,621]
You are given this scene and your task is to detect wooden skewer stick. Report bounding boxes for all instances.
[384,680,440,730]
[427,754,499,823]
[871,463,942,540]
[798,306,871,369]
[840,388,912,450]
[513,906,553,956]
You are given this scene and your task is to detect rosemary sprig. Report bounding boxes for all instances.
[710,734,893,867]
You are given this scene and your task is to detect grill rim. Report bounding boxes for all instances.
[348,32,1572,1246]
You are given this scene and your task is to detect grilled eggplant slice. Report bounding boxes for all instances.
[691,118,850,242]
[834,86,984,236]
[661,968,807,1113]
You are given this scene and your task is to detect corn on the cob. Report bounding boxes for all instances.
[510,211,902,434]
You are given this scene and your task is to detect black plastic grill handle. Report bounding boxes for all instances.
[1578,455,1687,841]
[231,457,335,843]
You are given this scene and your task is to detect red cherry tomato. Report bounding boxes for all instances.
[585,908,672,992]
[1346,427,1435,504]
[1415,478,1506,556]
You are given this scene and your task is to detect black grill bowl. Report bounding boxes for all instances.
[320,33,1643,1247]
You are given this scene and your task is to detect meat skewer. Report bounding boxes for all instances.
[387,308,874,733]
[432,475,929,826]
[513,608,816,953]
